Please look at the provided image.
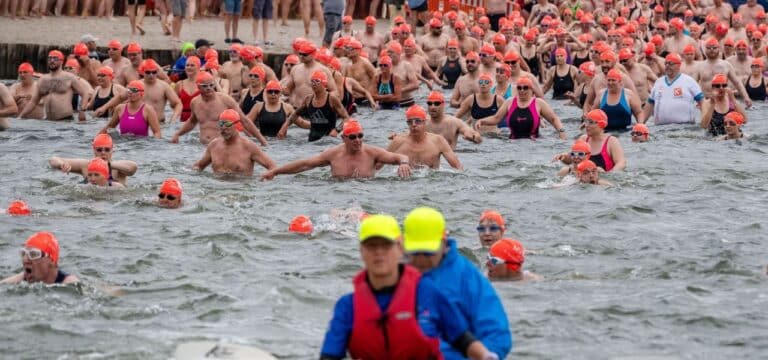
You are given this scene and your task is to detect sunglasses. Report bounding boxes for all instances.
[158,193,177,200]
[476,225,501,233]
[218,120,240,127]
[248,74,261,79]
[128,87,142,93]
[108,47,121,51]
[199,83,216,89]
[48,56,62,61]
[20,247,45,260]
[516,86,529,91]
[406,118,425,125]
[345,133,364,140]
[619,59,629,64]
[486,254,506,266]
[266,90,280,95]
[95,147,112,153]
[506,60,518,65]
[466,60,477,64]
[427,101,443,106]
[570,151,587,157]
[705,46,719,50]
[631,131,648,136]
[97,74,107,77]
[665,62,679,66]
[380,64,390,68]
[712,84,727,88]
[407,251,438,257]
[127,52,140,56]
[63,67,76,71]
[144,71,158,75]
[310,79,324,84]
[299,52,314,57]
[725,121,739,126]
[752,65,762,68]
[479,79,491,85]
[479,53,489,58]
[496,70,507,75]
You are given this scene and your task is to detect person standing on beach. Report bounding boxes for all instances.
[223,0,243,44]
[170,0,188,43]
[252,0,273,46]
[127,0,147,36]
[301,0,325,38]
[322,0,344,48]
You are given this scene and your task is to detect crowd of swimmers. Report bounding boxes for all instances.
[3,0,766,357]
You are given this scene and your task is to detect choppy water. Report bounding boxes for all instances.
[1,88,767,360]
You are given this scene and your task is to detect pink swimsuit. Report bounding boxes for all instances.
[119,104,149,137]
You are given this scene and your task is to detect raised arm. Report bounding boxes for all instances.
[94,91,128,117]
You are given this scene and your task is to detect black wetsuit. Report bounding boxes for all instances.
[257,103,287,137]
[441,58,463,89]
[471,95,499,120]
[552,68,575,99]
[92,85,114,117]
[303,94,337,141]
[240,90,263,115]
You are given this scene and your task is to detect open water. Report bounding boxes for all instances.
[1,88,767,359]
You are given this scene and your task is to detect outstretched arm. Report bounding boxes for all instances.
[261,153,331,180]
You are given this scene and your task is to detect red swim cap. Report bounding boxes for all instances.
[427,91,445,103]
[74,42,89,57]
[159,178,183,197]
[289,215,313,234]
[25,231,59,264]
[18,62,33,74]
[92,133,113,148]
[479,210,505,230]
[577,160,598,173]
[571,140,591,155]
[342,119,363,136]
[405,105,427,120]
[489,239,524,272]
[87,158,110,179]
[7,200,31,216]
[586,109,608,128]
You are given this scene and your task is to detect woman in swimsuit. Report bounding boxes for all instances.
[247,80,296,138]
[175,56,202,122]
[101,80,162,138]
[718,111,749,141]
[744,58,768,101]
[576,109,627,172]
[701,74,746,137]
[86,67,126,118]
[239,66,266,116]
[455,73,506,127]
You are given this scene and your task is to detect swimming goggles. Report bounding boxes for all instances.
[218,120,240,127]
[570,151,587,157]
[158,193,177,201]
[486,254,506,266]
[406,119,425,125]
[476,225,502,233]
[630,131,647,136]
[20,247,45,260]
[478,79,491,85]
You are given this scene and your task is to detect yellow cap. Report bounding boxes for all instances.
[359,214,401,242]
[403,207,445,252]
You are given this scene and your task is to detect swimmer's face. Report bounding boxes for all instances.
[198,81,217,94]
[431,26,442,35]
[683,52,695,61]
[555,53,566,65]
[579,168,600,184]
[218,120,239,139]
[478,78,492,91]
[601,60,615,74]
[447,47,459,57]
[248,74,262,87]
[185,62,199,76]
[724,120,741,136]
[342,132,364,151]
[228,49,240,60]
[87,171,108,186]
[477,219,504,247]
[705,45,720,59]
[48,56,62,71]
[466,58,478,71]
[21,248,55,283]
[607,78,620,89]
[427,100,444,118]
[360,238,401,278]
[93,146,113,161]
[158,192,181,209]
[751,64,762,74]
[404,46,416,56]
[96,73,108,85]
[631,131,649,143]
[127,51,142,65]
[18,71,33,81]
[486,260,509,278]
[406,117,426,133]
[737,45,748,56]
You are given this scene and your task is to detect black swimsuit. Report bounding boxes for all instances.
[257,103,287,137]
[441,58,463,89]
[341,78,357,115]
[376,75,399,110]
[241,89,264,115]
[572,53,590,68]
[303,94,337,141]
[552,68,575,99]
[470,94,499,120]
[55,270,70,284]
[523,53,541,79]
[745,77,767,101]
[92,85,114,117]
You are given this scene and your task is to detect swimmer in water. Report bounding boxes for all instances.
[630,123,650,143]
[384,105,463,170]
[86,158,125,188]
[554,140,592,177]
[157,178,183,209]
[193,109,276,176]
[577,160,613,186]
[718,111,749,140]
[477,210,507,248]
[1,232,79,285]
[486,239,542,282]
[49,134,137,185]
[262,120,412,180]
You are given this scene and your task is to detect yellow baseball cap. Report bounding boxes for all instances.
[403,207,445,252]
[359,214,401,243]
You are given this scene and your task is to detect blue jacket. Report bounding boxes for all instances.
[423,239,513,359]
[320,270,474,359]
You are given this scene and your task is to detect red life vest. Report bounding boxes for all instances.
[347,265,443,360]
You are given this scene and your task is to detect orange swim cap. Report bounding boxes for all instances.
[205,48,218,61]
[127,80,144,92]
[186,56,201,67]
[98,66,114,78]
[48,50,65,60]
[479,73,493,83]
[311,70,328,85]
[292,37,308,52]
[92,133,113,148]
[504,51,520,62]
[579,61,596,77]
[240,47,256,61]
[753,58,765,68]
[7,200,31,216]
[632,123,650,135]
[454,20,466,30]
[18,62,33,74]
[429,18,443,28]
[736,39,749,49]
[252,46,264,59]
[465,51,480,61]
[493,33,506,45]
[230,43,243,53]
[65,59,80,71]
[586,109,608,128]
[141,59,160,72]
[479,210,505,230]
[285,54,299,65]
[489,239,524,272]
[554,47,567,57]
[333,37,347,49]
[447,38,459,48]
[195,71,214,85]
[126,42,142,53]
[404,38,417,49]
[643,43,656,56]
[87,158,110,179]
[265,80,281,91]
[299,42,317,55]
[388,41,402,55]
[683,44,696,55]
[571,140,591,154]
[249,65,266,79]
[599,50,617,62]
[618,48,634,60]
[108,39,122,50]
[516,76,533,87]
[219,109,240,122]
[159,178,183,197]
[725,111,745,125]
[427,91,445,103]
[711,73,728,85]
[606,69,622,81]
[25,231,59,264]
[329,57,341,71]
[365,16,377,25]
[665,53,682,65]
[204,59,220,71]
[74,42,89,57]
[481,44,496,56]
[342,119,363,136]
[406,105,427,120]
[348,39,363,50]
[378,55,393,66]
[289,215,313,234]
[342,15,352,24]
[577,159,598,173]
